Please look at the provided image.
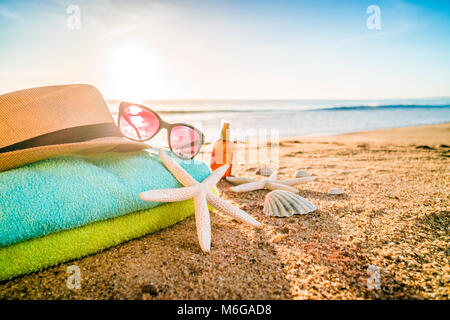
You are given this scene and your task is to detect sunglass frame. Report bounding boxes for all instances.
[118,101,205,160]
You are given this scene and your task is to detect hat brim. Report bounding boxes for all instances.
[0,137,151,172]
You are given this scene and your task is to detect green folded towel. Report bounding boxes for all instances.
[0,150,211,247]
[0,197,206,281]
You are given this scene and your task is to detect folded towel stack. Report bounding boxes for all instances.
[0,150,212,281]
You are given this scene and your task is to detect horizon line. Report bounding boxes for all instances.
[105,96,450,102]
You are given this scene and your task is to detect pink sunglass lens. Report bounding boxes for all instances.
[119,105,160,141]
[170,125,202,159]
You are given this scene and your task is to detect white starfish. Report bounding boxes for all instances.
[226,171,315,193]
[139,149,261,253]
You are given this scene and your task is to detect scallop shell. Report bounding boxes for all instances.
[328,188,344,195]
[292,170,311,178]
[263,190,317,217]
[255,167,274,176]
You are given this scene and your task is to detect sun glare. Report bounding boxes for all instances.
[108,44,160,102]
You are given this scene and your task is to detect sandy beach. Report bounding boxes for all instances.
[0,123,448,300]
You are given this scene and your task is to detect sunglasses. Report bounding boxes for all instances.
[118,102,205,160]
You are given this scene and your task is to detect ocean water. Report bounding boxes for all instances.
[107,99,450,145]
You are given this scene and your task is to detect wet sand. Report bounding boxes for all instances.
[0,123,449,299]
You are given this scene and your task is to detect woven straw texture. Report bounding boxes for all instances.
[0,84,149,171]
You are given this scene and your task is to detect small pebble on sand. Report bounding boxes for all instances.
[141,283,158,296]
[328,188,345,195]
[292,170,311,178]
[255,167,274,176]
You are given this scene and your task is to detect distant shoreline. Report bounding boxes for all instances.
[280,122,450,146]
[107,101,450,113]
[108,99,450,142]
[223,122,450,144]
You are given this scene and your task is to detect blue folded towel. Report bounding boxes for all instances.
[0,150,211,247]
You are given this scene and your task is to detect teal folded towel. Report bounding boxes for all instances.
[0,150,211,247]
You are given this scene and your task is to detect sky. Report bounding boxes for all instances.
[0,0,449,100]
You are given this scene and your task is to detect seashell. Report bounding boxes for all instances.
[292,170,311,178]
[328,188,344,195]
[255,167,274,176]
[263,190,317,217]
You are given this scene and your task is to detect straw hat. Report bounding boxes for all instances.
[0,84,150,172]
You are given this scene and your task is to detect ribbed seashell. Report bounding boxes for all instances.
[263,190,317,217]
[292,170,311,178]
[328,188,344,195]
[255,167,274,176]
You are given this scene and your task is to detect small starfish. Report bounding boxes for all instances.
[226,171,315,193]
[139,149,261,253]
